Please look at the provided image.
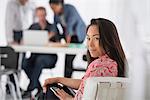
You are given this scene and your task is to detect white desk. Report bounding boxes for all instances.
[11,44,87,54]
[10,44,87,77]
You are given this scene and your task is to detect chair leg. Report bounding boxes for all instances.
[0,75,7,100]
[13,73,22,100]
[0,81,6,100]
[7,80,17,100]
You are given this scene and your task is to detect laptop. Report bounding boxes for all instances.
[23,30,49,46]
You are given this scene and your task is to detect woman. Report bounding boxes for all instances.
[43,18,127,100]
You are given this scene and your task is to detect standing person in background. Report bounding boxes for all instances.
[49,0,86,77]
[5,0,35,98]
[5,0,35,44]
[22,7,59,98]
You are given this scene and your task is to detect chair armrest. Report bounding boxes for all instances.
[82,77,129,100]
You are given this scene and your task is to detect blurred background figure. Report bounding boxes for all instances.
[49,0,86,78]
[21,6,58,98]
[4,0,35,99]
[5,0,35,44]
[49,0,86,43]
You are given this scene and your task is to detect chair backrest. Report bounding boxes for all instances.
[72,54,87,78]
[0,46,18,69]
[83,77,129,100]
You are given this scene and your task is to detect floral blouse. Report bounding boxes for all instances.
[74,54,118,100]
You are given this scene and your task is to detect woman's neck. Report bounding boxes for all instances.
[99,50,106,58]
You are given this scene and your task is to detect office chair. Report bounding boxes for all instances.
[0,46,22,100]
[83,77,129,100]
[71,54,87,78]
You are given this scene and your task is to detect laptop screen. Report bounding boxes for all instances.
[23,30,49,46]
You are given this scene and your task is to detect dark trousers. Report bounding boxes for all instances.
[22,54,57,91]
[43,88,59,100]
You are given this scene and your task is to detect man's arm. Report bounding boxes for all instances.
[65,5,80,43]
[5,2,15,43]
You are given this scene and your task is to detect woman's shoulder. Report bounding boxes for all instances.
[90,54,117,67]
[86,54,118,77]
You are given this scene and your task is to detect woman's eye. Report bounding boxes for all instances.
[86,37,99,41]
[94,37,99,40]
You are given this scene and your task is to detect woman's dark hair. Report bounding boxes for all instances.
[86,18,128,77]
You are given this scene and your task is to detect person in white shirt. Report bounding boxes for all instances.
[5,0,35,44]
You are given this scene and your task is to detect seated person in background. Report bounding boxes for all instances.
[43,18,128,100]
[22,7,59,97]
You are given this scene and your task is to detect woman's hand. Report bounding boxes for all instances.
[55,89,73,100]
[42,77,58,93]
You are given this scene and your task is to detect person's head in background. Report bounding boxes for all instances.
[49,0,64,15]
[86,18,127,77]
[35,7,47,24]
[19,0,28,5]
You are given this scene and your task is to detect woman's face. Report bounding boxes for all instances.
[87,25,103,58]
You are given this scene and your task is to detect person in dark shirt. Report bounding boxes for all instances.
[22,7,58,98]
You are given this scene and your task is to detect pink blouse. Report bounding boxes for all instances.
[74,54,118,100]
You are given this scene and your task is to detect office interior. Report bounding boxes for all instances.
[0,0,150,100]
